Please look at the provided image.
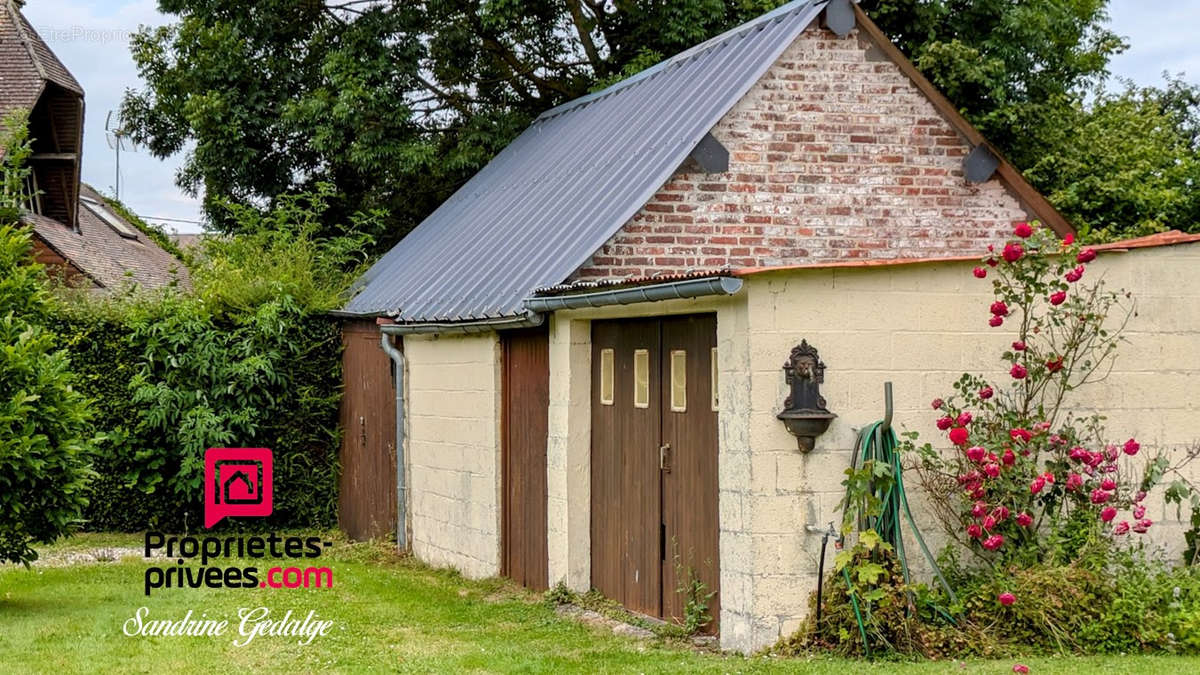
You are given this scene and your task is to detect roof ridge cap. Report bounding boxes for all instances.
[535,0,827,122]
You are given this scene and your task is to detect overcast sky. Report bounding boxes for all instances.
[21,0,1200,235]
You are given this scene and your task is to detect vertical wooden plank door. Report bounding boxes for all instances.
[338,321,398,541]
[501,326,550,590]
[590,314,719,630]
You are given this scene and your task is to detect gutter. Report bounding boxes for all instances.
[523,276,743,312]
[377,330,408,552]
[379,310,544,335]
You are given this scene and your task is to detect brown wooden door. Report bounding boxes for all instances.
[590,315,718,629]
[502,327,550,590]
[338,320,398,541]
[660,315,720,631]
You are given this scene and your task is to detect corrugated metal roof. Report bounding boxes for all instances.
[533,270,737,297]
[343,0,829,321]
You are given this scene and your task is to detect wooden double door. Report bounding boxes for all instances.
[590,314,719,630]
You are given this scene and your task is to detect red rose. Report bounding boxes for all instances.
[1010,428,1032,443]
[982,534,1004,551]
[1065,265,1084,282]
[1069,447,1089,462]
[1003,242,1024,262]
[1042,471,1055,484]
[993,506,1010,521]
[967,523,983,539]
[1013,222,1033,238]
[984,462,1000,478]
[1066,473,1083,491]
[973,266,988,279]
[1090,488,1111,504]
[1124,438,1140,456]
[1030,477,1046,495]
[966,446,986,462]
[998,592,1016,606]
[957,411,973,426]
[1134,504,1146,519]
[972,501,988,518]
[931,398,944,410]
[1049,291,1067,306]
[949,427,969,446]
[1063,233,1075,245]
[1016,512,1033,527]
[1002,448,1016,466]
[1012,341,1026,351]
[1077,248,1097,263]
[979,386,994,400]
[1100,478,1117,491]
[936,416,954,430]
[1113,521,1130,535]
[989,315,1004,327]
[1046,357,1064,373]
[1100,506,1117,522]
[987,257,999,267]
[1133,518,1152,533]
[990,301,1009,316]
[1010,364,1027,379]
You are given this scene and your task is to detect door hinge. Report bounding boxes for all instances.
[659,443,671,472]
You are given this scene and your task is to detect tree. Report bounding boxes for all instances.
[0,114,94,565]
[861,0,1126,171]
[1025,78,1200,240]
[121,1,790,249]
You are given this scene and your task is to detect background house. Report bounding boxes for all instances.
[1,0,188,291]
[338,0,1200,652]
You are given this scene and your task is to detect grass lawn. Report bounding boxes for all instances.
[0,533,1196,674]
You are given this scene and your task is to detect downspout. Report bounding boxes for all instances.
[378,330,408,552]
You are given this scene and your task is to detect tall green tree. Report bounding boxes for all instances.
[0,114,95,565]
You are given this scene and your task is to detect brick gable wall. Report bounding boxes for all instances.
[570,26,1031,281]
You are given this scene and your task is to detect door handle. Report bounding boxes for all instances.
[659,443,671,472]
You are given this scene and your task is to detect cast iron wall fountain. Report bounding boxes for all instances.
[777,340,836,452]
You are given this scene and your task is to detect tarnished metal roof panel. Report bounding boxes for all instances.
[343,0,828,321]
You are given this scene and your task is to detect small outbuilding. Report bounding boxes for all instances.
[337,0,1200,652]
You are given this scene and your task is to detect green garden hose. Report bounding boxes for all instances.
[841,420,957,655]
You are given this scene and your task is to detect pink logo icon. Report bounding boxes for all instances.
[204,448,273,528]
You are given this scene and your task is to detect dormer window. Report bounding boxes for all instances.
[80,195,139,239]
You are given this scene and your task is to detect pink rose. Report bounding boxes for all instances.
[967,523,983,539]
[1010,364,1027,379]
[1124,438,1140,456]
[949,427,969,446]
[1065,473,1083,491]
[1133,504,1146,519]
[989,315,1004,327]
[984,462,1000,478]
[998,592,1016,606]
[1077,248,1097,263]
[1090,489,1111,504]
[979,386,994,400]
[1100,478,1117,491]
[983,515,997,530]
[1016,512,1033,527]
[1013,222,1033,238]
[1030,477,1046,495]
[957,411,973,426]
[993,506,1010,522]
[1002,448,1016,466]
[1010,428,1032,443]
[1065,265,1084,283]
[936,416,954,430]
[982,534,1005,551]
[1050,291,1067,306]
[990,301,1010,316]
[1013,664,1030,674]
[1012,341,1026,351]
[1100,506,1117,522]
[966,446,986,462]
[1069,447,1089,462]
[972,501,988,518]
[931,398,944,410]
[973,267,988,279]
[1133,518,1153,533]
[1046,357,1064,373]
[1003,242,1025,263]
[1113,521,1130,536]
[1104,445,1119,462]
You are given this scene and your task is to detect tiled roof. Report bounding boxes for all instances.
[26,184,191,291]
[0,0,82,118]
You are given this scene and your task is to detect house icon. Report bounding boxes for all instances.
[214,461,264,505]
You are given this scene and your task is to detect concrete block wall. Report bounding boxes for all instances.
[546,315,592,590]
[403,332,502,579]
[572,25,1030,281]
[724,242,1200,652]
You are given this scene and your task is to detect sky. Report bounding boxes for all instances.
[19,0,1200,236]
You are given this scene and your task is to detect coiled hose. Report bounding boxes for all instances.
[839,420,957,656]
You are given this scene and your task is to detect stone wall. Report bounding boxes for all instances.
[404,332,502,579]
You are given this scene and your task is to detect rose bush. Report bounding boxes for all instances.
[905,222,1172,567]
